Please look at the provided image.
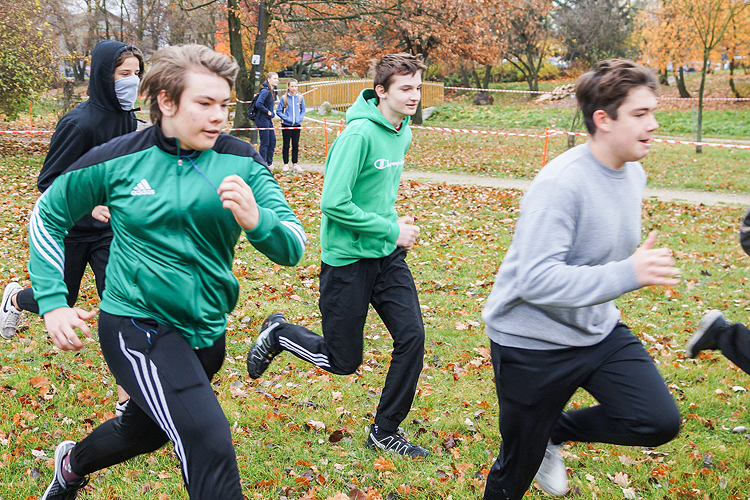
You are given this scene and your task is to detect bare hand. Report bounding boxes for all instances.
[91,205,111,223]
[632,231,681,287]
[396,216,420,251]
[217,174,260,230]
[43,307,96,351]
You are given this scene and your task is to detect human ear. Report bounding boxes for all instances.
[592,109,611,133]
[157,89,177,117]
[374,85,387,99]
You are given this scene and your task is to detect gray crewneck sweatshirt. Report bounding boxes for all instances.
[482,143,644,349]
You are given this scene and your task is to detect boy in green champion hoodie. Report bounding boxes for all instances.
[247,53,430,457]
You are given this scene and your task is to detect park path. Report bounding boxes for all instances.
[293,163,750,208]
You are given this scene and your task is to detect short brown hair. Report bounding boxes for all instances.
[116,47,145,79]
[576,59,658,135]
[370,53,426,92]
[139,44,239,124]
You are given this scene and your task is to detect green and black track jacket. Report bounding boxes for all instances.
[29,124,306,349]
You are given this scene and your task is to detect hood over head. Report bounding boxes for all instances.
[88,40,144,112]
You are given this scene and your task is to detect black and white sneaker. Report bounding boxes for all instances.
[246,313,285,379]
[366,424,430,458]
[41,440,89,500]
[1,282,22,340]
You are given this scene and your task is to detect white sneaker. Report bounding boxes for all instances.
[1,282,23,340]
[291,164,302,173]
[535,443,568,496]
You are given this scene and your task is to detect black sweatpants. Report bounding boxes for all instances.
[273,247,425,433]
[483,324,681,500]
[715,321,750,373]
[281,126,301,164]
[16,235,110,313]
[68,312,243,500]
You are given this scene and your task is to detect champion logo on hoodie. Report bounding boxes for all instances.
[373,158,405,170]
[131,179,155,195]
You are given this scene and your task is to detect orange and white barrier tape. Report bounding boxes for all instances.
[303,117,335,131]
[4,124,749,150]
[412,125,550,139]
[548,129,750,149]
[445,86,750,101]
[0,130,54,134]
[225,125,327,131]
[446,86,548,94]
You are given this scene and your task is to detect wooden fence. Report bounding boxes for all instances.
[296,79,444,111]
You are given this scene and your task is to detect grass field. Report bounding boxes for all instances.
[1,81,750,499]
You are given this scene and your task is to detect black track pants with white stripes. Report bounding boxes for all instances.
[273,247,426,434]
[68,311,243,500]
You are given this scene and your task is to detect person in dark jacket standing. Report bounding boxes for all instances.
[254,72,279,169]
[0,39,143,415]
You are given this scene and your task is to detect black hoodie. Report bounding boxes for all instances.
[38,40,144,239]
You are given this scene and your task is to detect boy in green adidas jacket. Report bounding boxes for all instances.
[34,45,305,500]
[247,53,430,457]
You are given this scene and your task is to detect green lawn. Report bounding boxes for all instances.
[1,148,750,498]
[1,88,750,499]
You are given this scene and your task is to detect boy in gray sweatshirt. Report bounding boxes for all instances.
[481,59,682,500]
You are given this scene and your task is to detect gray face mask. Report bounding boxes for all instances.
[114,75,140,110]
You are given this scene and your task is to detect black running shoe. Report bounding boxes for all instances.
[686,309,729,358]
[366,425,430,458]
[247,313,286,379]
[41,440,89,500]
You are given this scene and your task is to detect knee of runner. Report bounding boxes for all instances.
[187,422,235,456]
[628,407,681,446]
[330,356,362,375]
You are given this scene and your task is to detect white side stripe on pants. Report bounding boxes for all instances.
[118,332,190,483]
[279,336,331,368]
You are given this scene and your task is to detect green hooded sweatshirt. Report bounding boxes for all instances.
[320,89,412,266]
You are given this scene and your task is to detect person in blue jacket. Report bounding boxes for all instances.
[276,78,306,172]
[254,72,279,169]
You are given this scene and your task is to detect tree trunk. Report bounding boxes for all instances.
[412,101,423,125]
[136,0,144,46]
[459,67,470,88]
[568,107,581,148]
[729,60,742,98]
[471,69,481,89]
[676,66,691,98]
[660,67,669,85]
[482,64,492,89]
[228,0,253,138]
[695,55,708,154]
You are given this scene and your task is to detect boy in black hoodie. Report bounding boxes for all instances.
[0,40,143,413]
